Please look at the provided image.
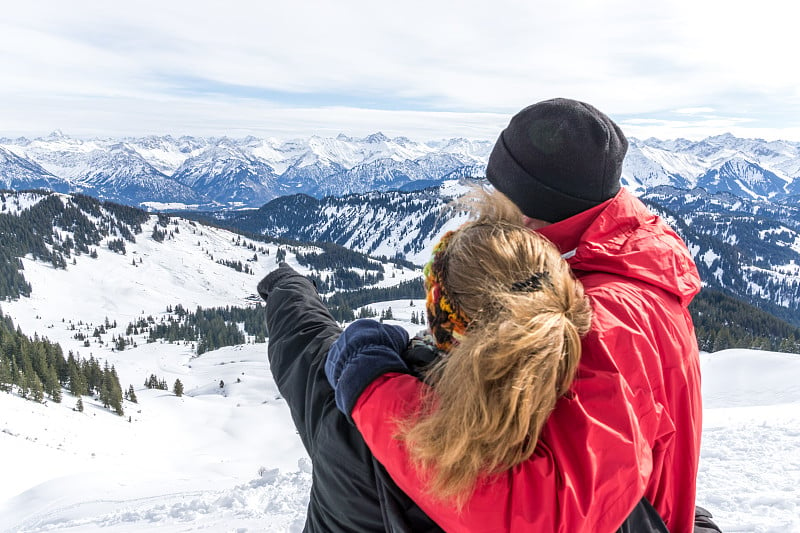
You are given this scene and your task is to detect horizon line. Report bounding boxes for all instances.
[2,130,797,145]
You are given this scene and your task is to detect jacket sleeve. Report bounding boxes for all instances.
[259,264,343,455]
[325,319,411,423]
[351,289,670,533]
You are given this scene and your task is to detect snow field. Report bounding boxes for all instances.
[698,350,800,532]
[3,346,799,532]
[1,213,799,531]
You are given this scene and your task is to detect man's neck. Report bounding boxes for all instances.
[535,196,613,254]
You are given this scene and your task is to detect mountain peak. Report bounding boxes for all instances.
[364,132,390,143]
[707,133,737,143]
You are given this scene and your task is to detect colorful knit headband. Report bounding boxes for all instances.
[424,230,470,352]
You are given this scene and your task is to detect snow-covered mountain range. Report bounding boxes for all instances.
[3,132,800,210]
[0,132,491,209]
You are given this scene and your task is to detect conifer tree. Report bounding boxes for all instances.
[30,372,45,403]
[68,361,88,397]
[173,379,184,397]
[46,365,61,402]
[107,365,124,415]
[0,356,12,392]
[100,376,111,408]
[76,397,84,412]
[18,370,31,399]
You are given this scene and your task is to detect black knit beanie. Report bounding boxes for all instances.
[486,98,628,222]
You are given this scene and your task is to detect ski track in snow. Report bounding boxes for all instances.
[699,421,800,533]
[8,469,311,533]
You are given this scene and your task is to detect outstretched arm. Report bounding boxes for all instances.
[258,264,342,453]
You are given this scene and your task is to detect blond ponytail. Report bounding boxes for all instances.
[399,195,592,508]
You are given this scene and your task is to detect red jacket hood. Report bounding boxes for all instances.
[539,188,701,306]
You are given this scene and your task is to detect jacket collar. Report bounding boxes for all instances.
[538,188,701,305]
[537,196,611,256]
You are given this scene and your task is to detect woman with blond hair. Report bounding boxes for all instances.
[400,217,591,507]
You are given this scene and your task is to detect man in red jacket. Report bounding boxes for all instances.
[484,98,703,531]
[326,98,712,532]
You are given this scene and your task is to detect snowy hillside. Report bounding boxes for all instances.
[642,187,800,325]
[3,132,800,209]
[0,189,798,531]
[215,179,474,265]
[208,182,800,328]
[697,349,800,532]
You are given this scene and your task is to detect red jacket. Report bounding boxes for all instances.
[352,189,702,532]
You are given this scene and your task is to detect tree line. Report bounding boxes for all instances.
[129,303,267,355]
[322,279,425,322]
[307,268,385,292]
[0,307,125,415]
[690,289,800,353]
[295,242,385,272]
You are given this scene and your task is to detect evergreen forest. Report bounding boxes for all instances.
[690,289,800,353]
[129,303,267,355]
[0,307,125,415]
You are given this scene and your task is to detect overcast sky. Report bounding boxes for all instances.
[2,0,798,142]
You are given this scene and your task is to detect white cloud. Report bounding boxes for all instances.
[620,118,800,142]
[674,107,716,115]
[1,0,798,140]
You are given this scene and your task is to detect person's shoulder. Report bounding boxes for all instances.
[578,272,643,299]
[581,274,678,329]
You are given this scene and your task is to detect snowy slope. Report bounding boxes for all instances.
[1,340,798,532]
[0,147,70,192]
[0,199,420,531]
[698,350,800,532]
[219,179,474,265]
